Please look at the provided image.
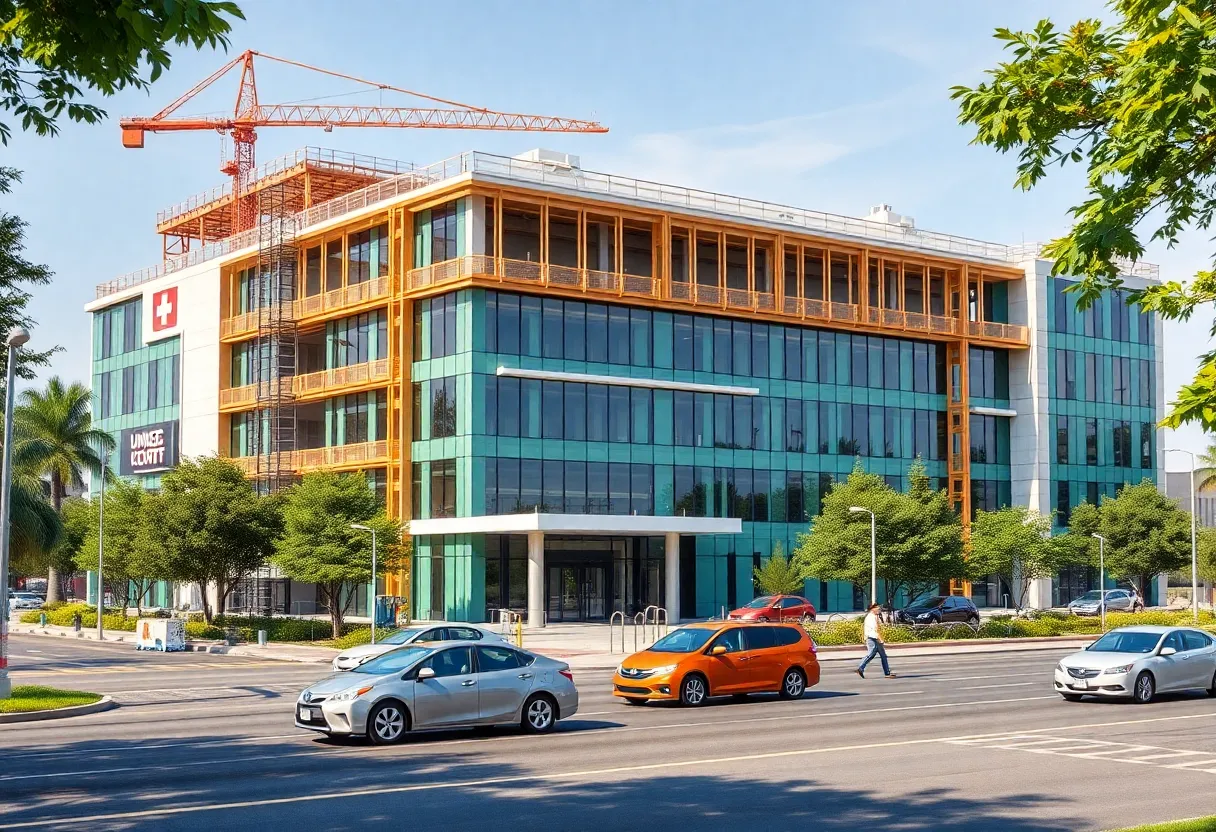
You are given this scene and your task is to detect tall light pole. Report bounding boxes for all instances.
[1165,447,1200,622]
[0,326,30,700]
[96,445,109,642]
[352,524,376,645]
[850,506,877,606]
[1092,533,1107,633]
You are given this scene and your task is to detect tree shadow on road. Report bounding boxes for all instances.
[0,728,1082,831]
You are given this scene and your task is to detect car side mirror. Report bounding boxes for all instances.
[711,645,727,656]
[417,666,436,679]
[1160,647,1177,657]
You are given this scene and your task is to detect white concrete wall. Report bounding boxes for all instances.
[1009,259,1052,518]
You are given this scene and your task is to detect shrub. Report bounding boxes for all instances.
[41,601,68,611]
[330,626,397,650]
[185,622,226,640]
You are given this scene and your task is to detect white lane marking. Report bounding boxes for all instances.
[0,695,1058,777]
[928,673,1032,683]
[0,729,1083,828]
[946,731,1216,774]
[957,682,1034,691]
[11,734,305,761]
[7,708,1216,829]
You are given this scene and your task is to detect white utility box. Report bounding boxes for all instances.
[135,618,186,652]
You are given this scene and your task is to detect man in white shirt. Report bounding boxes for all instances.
[857,602,895,678]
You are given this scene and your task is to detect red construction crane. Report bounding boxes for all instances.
[120,49,608,233]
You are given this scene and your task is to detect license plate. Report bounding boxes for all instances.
[298,706,319,721]
[1075,679,1089,690]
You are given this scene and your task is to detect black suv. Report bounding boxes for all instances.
[895,595,980,626]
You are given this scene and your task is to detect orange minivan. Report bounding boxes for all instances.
[612,621,819,706]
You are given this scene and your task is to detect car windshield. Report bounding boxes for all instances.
[648,628,715,653]
[350,646,431,674]
[1088,631,1162,654]
[915,596,947,608]
[380,628,424,645]
[745,596,776,609]
[1075,591,1104,602]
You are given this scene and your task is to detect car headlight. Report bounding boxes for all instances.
[916,613,933,620]
[1102,664,1134,675]
[650,664,678,676]
[331,684,374,702]
[615,664,624,675]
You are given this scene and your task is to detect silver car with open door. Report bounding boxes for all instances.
[1054,626,1216,703]
[296,640,579,744]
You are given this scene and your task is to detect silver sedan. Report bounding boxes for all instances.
[332,624,507,671]
[1054,626,1216,703]
[297,640,579,744]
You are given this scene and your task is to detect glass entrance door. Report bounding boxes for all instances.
[546,564,609,622]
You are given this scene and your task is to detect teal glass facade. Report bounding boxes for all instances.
[89,297,179,606]
[411,288,1013,621]
[1047,277,1159,604]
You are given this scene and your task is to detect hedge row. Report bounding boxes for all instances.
[805,609,1216,647]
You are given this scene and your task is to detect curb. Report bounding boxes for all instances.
[0,696,115,724]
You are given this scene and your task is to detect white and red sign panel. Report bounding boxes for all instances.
[152,287,178,332]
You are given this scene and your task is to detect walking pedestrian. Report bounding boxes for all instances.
[857,602,895,679]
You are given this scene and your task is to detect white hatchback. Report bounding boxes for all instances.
[1054,626,1216,703]
[332,624,507,671]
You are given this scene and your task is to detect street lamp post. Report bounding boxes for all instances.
[1092,533,1106,633]
[1166,447,1200,622]
[850,506,877,606]
[0,326,30,700]
[96,446,109,642]
[351,524,376,645]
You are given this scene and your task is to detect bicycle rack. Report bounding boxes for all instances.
[609,611,625,653]
[632,612,645,652]
[642,605,669,642]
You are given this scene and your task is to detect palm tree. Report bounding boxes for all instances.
[1197,442,1216,492]
[13,377,113,602]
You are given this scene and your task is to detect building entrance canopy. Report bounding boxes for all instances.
[408,514,742,626]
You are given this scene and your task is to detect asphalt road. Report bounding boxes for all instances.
[3,633,1216,831]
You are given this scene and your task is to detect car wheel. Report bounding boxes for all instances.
[757,616,769,622]
[679,673,708,706]
[367,701,409,745]
[800,613,813,625]
[521,694,557,733]
[1207,671,1216,698]
[1061,694,1084,702]
[623,697,647,706]
[779,667,807,700]
[967,615,980,627]
[1133,671,1155,704]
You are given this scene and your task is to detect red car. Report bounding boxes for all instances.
[728,595,817,623]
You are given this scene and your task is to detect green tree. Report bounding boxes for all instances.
[752,541,804,597]
[77,479,160,612]
[14,376,113,602]
[4,464,60,581]
[1060,481,1191,597]
[0,167,59,386]
[969,506,1060,612]
[0,0,244,142]
[1198,526,1216,584]
[141,457,280,623]
[953,5,1216,430]
[273,472,404,638]
[1193,441,1216,492]
[792,459,964,607]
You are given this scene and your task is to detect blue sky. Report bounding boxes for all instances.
[5,0,1211,467]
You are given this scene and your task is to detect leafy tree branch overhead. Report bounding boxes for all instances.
[952,1,1216,430]
[0,0,244,142]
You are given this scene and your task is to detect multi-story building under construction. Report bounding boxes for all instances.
[86,146,1166,622]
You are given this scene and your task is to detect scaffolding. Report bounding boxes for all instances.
[249,181,299,493]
